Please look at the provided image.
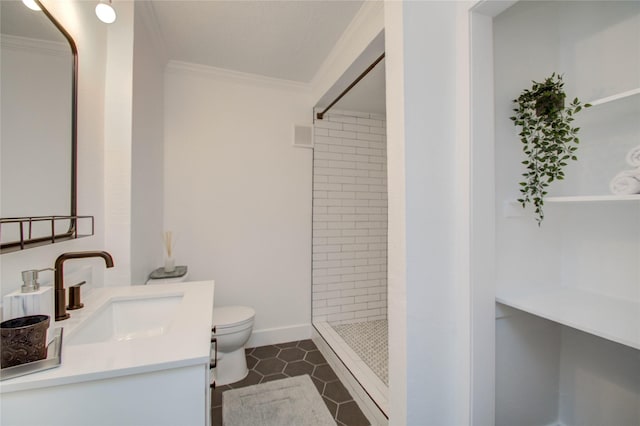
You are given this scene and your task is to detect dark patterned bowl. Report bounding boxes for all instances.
[1,315,50,368]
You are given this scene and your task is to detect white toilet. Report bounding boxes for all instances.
[211,305,255,385]
[145,270,255,386]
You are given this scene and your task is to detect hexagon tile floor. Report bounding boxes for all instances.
[211,339,370,426]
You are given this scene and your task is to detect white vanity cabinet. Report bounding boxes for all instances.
[474,1,640,425]
[1,364,211,426]
[0,281,215,426]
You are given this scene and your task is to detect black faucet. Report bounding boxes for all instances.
[54,251,114,321]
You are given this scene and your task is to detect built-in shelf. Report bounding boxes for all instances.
[546,194,640,203]
[503,195,640,217]
[0,215,95,253]
[587,87,640,107]
[496,285,640,350]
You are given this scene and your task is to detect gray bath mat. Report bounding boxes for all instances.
[222,375,336,426]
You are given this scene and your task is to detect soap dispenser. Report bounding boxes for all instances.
[3,269,55,340]
[20,269,52,293]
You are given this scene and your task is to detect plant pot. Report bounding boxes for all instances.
[1,315,50,368]
[535,89,565,119]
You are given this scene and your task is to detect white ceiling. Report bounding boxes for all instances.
[0,0,66,42]
[149,0,363,83]
[2,0,385,115]
[148,0,385,114]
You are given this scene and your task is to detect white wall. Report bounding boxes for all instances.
[495,306,561,426]
[130,2,167,285]
[385,1,473,424]
[164,63,313,345]
[491,2,640,426]
[93,0,167,288]
[0,0,109,302]
[103,0,134,287]
[558,328,640,426]
[494,1,640,299]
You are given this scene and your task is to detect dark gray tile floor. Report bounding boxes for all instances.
[211,339,370,426]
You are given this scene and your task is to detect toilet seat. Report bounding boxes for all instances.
[213,306,255,330]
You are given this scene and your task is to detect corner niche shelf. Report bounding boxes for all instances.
[0,215,94,253]
[540,87,640,204]
[587,87,640,107]
[497,285,640,351]
[497,87,640,350]
[503,195,640,217]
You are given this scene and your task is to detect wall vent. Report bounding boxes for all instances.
[293,124,313,148]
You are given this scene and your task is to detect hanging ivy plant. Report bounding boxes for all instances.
[510,73,590,225]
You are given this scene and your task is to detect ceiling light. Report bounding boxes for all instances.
[95,0,116,24]
[22,0,41,11]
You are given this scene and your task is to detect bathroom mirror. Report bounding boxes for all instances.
[0,0,79,252]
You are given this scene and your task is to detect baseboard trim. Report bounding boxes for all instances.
[246,323,313,348]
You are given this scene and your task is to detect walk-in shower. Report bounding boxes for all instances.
[311,85,388,413]
[311,37,388,413]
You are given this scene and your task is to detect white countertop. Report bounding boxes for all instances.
[0,280,214,393]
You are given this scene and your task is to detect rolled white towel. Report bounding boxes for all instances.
[626,145,640,167]
[609,168,640,195]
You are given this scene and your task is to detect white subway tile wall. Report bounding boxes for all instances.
[312,111,387,325]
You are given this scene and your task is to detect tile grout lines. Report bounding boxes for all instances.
[211,339,370,426]
[332,319,388,385]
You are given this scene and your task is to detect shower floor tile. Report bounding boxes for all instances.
[332,320,388,385]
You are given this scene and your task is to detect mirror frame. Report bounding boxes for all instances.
[0,0,79,253]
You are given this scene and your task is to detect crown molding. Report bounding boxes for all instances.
[166,60,312,93]
[0,34,69,57]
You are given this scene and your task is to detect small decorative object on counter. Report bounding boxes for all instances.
[510,73,590,225]
[3,269,55,328]
[149,265,188,280]
[163,231,176,273]
[1,315,50,368]
[20,269,52,293]
[164,256,176,273]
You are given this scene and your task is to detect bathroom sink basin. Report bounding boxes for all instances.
[66,295,183,345]
[0,281,214,400]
